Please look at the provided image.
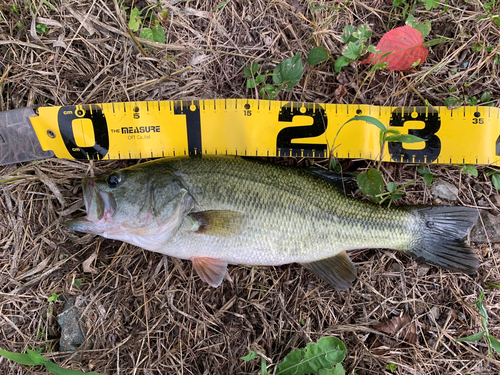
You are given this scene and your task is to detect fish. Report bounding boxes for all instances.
[66,156,479,291]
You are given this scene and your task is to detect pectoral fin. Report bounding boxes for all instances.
[300,251,357,291]
[192,257,229,288]
[187,210,245,237]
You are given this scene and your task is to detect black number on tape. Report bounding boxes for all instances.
[276,103,328,157]
[174,101,201,155]
[388,107,441,163]
[57,105,109,159]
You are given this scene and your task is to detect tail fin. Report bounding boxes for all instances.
[406,206,479,274]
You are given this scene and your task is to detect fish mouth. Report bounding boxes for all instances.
[65,178,117,233]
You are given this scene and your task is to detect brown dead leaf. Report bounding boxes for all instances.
[373,314,417,344]
[82,252,99,274]
[334,85,348,103]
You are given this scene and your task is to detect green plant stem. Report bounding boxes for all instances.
[127,29,149,57]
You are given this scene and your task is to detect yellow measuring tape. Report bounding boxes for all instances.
[29,99,500,165]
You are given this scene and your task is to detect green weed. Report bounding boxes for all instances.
[214,1,229,11]
[244,53,303,100]
[332,115,422,204]
[128,6,166,44]
[417,165,435,186]
[0,347,103,375]
[457,289,500,357]
[476,0,500,28]
[47,292,59,303]
[444,92,494,109]
[458,164,479,177]
[392,0,440,17]
[307,0,353,31]
[307,46,330,66]
[486,170,500,191]
[335,24,375,72]
[36,23,48,34]
[242,336,346,375]
[386,363,398,373]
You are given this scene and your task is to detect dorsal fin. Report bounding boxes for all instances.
[306,170,357,195]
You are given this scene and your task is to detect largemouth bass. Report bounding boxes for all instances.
[66,156,479,290]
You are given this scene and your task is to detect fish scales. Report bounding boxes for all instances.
[162,157,412,264]
[66,156,479,290]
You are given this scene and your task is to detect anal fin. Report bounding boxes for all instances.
[192,257,229,288]
[300,251,357,291]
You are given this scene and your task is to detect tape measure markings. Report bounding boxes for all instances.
[28,99,500,165]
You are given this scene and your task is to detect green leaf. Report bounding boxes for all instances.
[259,84,280,100]
[333,363,346,375]
[27,349,48,365]
[332,115,387,150]
[406,16,431,38]
[241,351,259,361]
[385,134,425,143]
[308,46,330,66]
[139,28,153,41]
[357,169,384,202]
[481,92,491,103]
[151,24,165,43]
[36,23,48,34]
[491,173,500,191]
[45,361,105,375]
[424,0,439,10]
[47,292,59,303]
[391,193,403,200]
[487,335,500,355]
[247,78,256,89]
[460,165,478,177]
[343,41,362,60]
[476,301,488,320]
[276,337,346,375]
[214,1,229,11]
[334,56,351,72]
[128,8,141,32]
[244,62,259,77]
[255,75,265,84]
[341,25,357,44]
[444,97,460,109]
[312,5,330,11]
[273,53,303,89]
[386,363,398,373]
[0,348,39,366]
[423,173,433,186]
[353,25,372,42]
[417,166,430,174]
[493,16,500,28]
[457,330,486,342]
[350,115,386,131]
[319,363,345,375]
[387,182,396,193]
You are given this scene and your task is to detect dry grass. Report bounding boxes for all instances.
[1,0,500,374]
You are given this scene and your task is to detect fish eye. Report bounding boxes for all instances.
[106,174,121,188]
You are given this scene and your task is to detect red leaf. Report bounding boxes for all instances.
[360,26,428,71]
